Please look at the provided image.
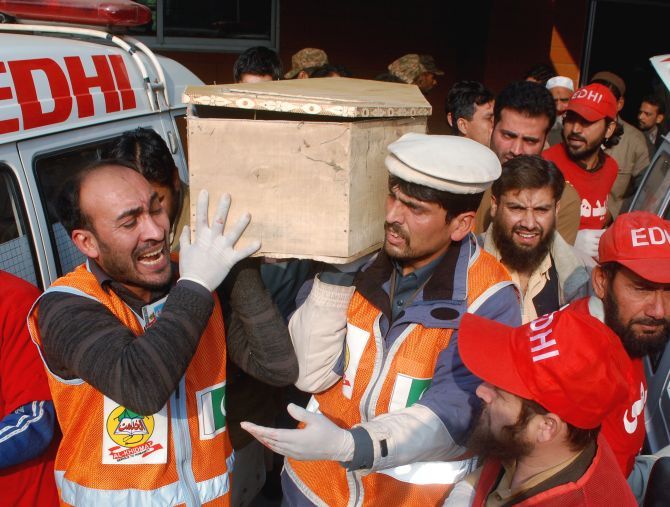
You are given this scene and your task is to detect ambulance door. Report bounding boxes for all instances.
[0,143,43,288]
[16,113,183,286]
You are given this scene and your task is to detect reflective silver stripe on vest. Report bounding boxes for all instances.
[55,469,232,506]
[376,457,477,485]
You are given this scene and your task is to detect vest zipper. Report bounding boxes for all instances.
[171,378,201,507]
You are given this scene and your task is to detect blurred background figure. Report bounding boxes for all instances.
[638,94,666,158]
[284,47,328,79]
[546,75,575,146]
[387,53,444,94]
[445,80,495,146]
[233,46,283,83]
[523,62,557,86]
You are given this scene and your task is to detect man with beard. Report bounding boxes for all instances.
[481,155,590,323]
[474,81,581,246]
[28,161,259,504]
[445,307,636,506]
[242,134,521,506]
[638,94,666,158]
[543,83,620,259]
[568,211,670,479]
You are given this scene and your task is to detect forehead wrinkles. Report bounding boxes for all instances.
[80,168,154,220]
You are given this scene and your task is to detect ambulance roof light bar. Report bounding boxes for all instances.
[0,0,152,27]
[0,22,160,110]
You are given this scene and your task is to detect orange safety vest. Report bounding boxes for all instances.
[286,247,513,507]
[28,264,233,507]
[471,434,637,506]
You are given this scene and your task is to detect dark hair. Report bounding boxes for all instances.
[494,81,556,134]
[445,80,494,132]
[642,94,666,115]
[519,398,599,452]
[308,64,352,78]
[105,127,176,186]
[57,158,138,235]
[523,63,557,86]
[374,72,404,83]
[388,175,483,222]
[491,155,565,201]
[233,46,282,83]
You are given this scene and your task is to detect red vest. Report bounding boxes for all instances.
[570,297,646,476]
[472,434,636,506]
[543,143,618,230]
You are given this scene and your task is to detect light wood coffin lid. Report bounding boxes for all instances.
[183,77,432,118]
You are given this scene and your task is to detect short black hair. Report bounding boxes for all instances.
[523,63,556,86]
[233,46,282,83]
[642,94,666,115]
[491,155,565,201]
[105,128,176,187]
[445,80,494,132]
[57,158,138,235]
[494,81,556,135]
[388,175,484,222]
[308,64,352,78]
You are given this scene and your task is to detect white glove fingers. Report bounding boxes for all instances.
[195,189,210,234]
[232,240,261,263]
[287,403,311,423]
[179,225,191,247]
[210,193,232,237]
[223,212,253,247]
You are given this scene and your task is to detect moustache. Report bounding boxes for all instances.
[568,134,587,143]
[630,317,669,329]
[134,239,167,259]
[512,225,543,235]
[384,222,409,241]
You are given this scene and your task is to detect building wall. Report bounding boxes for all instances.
[161,0,587,134]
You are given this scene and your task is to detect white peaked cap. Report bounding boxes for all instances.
[385,133,502,194]
[546,76,575,91]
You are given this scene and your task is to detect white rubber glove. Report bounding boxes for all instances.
[241,403,354,462]
[574,228,606,259]
[179,190,261,291]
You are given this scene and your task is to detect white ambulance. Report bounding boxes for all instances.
[0,0,202,289]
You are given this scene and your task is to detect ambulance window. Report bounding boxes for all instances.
[34,139,118,277]
[0,167,39,287]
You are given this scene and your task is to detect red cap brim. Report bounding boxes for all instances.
[459,314,533,400]
[614,258,670,284]
[567,102,607,122]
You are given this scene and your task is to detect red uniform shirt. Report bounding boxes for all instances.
[570,297,646,476]
[0,271,58,507]
[543,143,618,230]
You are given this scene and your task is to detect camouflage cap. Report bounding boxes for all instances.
[388,54,444,84]
[284,48,329,79]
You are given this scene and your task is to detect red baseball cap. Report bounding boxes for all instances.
[567,83,617,122]
[459,308,631,429]
[598,211,670,283]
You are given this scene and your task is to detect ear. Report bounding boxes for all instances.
[449,211,475,241]
[591,265,608,299]
[172,169,182,194]
[447,112,454,128]
[657,114,665,125]
[534,413,563,444]
[456,117,469,137]
[605,120,617,139]
[71,228,99,259]
[297,70,309,79]
[490,195,498,217]
[555,199,560,216]
[617,96,624,113]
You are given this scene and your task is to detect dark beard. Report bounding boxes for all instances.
[603,289,670,358]
[466,405,534,461]
[562,131,602,162]
[492,221,553,274]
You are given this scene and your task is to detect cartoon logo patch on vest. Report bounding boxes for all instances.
[102,396,168,464]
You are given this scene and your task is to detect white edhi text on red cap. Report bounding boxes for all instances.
[572,88,604,104]
[529,312,559,363]
[630,227,670,247]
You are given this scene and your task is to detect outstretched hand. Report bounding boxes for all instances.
[241,403,354,462]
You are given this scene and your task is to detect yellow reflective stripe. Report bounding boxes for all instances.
[376,457,477,485]
[55,469,231,506]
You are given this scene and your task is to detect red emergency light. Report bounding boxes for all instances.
[0,0,152,27]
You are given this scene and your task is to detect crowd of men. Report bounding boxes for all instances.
[3,44,670,507]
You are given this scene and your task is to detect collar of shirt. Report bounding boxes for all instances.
[648,125,658,145]
[87,258,173,314]
[390,253,445,318]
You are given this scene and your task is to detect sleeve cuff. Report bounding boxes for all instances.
[344,426,375,471]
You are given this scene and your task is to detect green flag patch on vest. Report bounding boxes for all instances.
[388,374,432,412]
[196,381,226,440]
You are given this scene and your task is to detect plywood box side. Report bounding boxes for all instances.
[187,118,355,258]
